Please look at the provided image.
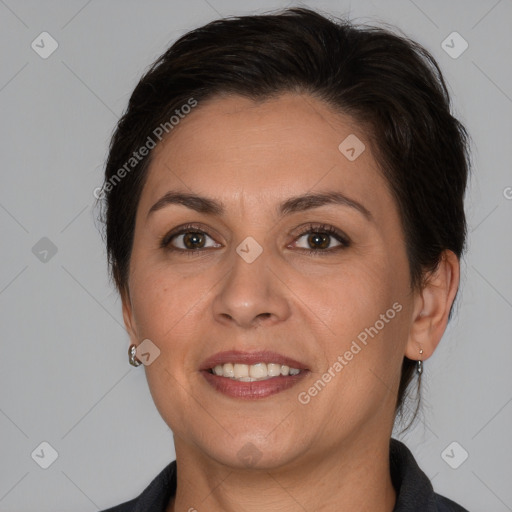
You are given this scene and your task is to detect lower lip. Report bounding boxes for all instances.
[201,370,309,399]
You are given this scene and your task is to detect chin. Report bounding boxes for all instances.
[201,430,304,471]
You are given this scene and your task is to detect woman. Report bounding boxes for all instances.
[98,7,471,511]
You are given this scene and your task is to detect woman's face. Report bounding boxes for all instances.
[123,93,418,468]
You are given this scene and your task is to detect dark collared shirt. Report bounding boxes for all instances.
[100,439,470,511]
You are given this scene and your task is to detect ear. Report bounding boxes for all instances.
[121,287,139,345]
[405,250,460,362]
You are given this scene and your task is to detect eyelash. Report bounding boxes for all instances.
[160,222,351,256]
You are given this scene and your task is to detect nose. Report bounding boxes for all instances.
[212,247,291,329]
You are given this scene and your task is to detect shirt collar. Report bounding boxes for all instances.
[390,438,438,511]
[129,438,447,511]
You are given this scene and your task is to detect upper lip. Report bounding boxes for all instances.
[200,350,309,371]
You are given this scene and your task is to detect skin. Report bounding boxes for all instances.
[121,92,460,512]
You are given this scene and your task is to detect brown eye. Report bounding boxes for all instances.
[181,232,206,249]
[161,224,222,253]
[304,232,331,250]
[293,224,349,253]
[168,231,218,250]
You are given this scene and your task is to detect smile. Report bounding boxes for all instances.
[209,362,301,381]
[200,350,309,399]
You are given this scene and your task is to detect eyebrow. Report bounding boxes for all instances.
[147,190,373,221]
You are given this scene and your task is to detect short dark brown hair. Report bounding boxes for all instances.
[98,7,471,425]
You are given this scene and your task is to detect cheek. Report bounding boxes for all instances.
[128,263,207,348]
[294,258,407,384]
[300,267,407,407]
[300,260,398,336]
[128,266,209,410]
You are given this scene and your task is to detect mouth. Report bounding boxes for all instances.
[200,350,310,399]
[207,362,302,381]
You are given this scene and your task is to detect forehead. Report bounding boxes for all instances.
[141,93,394,219]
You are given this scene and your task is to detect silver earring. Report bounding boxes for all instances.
[417,348,424,374]
[129,344,142,367]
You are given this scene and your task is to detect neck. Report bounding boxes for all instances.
[167,434,396,512]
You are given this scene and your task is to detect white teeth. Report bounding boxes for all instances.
[267,363,281,377]
[234,363,249,378]
[249,363,267,379]
[210,362,302,381]
[223,362,234,378]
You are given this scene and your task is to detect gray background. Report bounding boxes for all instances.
[1,0,511,510]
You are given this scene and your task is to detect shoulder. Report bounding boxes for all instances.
[99,497,138,512]
[98,460,177,512]
[434,493,470,512]
[390,438,470,511]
